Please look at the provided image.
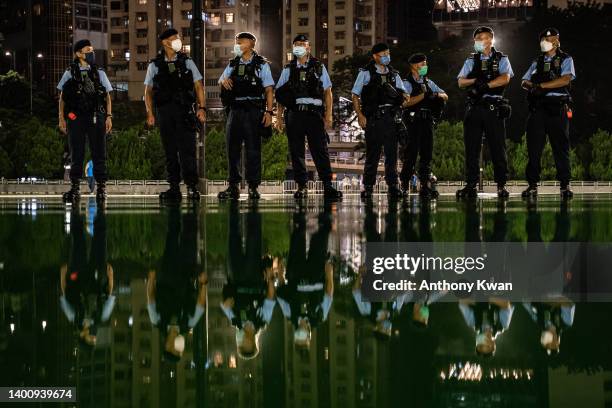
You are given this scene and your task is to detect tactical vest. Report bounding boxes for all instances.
[530,303,572,333]
[287,57,325,101]
[473,303,504,336]
[279,285,325,329]
[61,61,107,116]
[229,53,266,98]
[151,52,195,107]
[467,48,507,97]
[530,49,571,95]
[360,61,403,116]
[405,74,433,114]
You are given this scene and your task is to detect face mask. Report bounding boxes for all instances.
[235,329,245,345]
[474,41,486,53]
[380,55,391,66]
[418,65,428,77]
[294,327,309,342]
[84,51,95,65]
[419,305,430,321]
[540,40,554,52]
[293,45,307,58]
[171,38,182,52]
[233,44,243,57]
[174,334,185,353]
[475,332,488,347]
[540,330,554,347]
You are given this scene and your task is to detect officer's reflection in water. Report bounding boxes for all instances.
[277,204,334,350]
[220,202,278,360]
[146,205,207,362]
[60,202,115,347]
[459,199,514,357]
[524,199,575,355]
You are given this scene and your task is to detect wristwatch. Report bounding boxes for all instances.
[106,114,113,118]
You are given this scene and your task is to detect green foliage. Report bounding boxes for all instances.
[431,121,464,181]
[589,129,612,181]
[204,127,228,180]
[106,126,152,179]
[262,130,289,180]
[10,117,64,178]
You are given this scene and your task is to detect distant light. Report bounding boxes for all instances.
[36,53,43,59]
[10,323,15,333]
[5,51,11,56]
[42,320,47,330]
[128,316,133,327]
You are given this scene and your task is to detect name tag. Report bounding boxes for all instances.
[300,71,306,81]
[238,65,245,76]
[168,63,176,73]
[381,75,388,84]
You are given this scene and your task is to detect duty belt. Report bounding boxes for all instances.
[230,99,264,110]
[293,104,323,113]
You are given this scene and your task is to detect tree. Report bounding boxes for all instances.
[589,129,612,181]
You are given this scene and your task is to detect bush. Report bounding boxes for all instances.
[589,129,612,181]
[431,121,464,180]
[11,117,64,178]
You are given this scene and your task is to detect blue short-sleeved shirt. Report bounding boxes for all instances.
[457,53,514,98]
[402,75,445,95]
[351,65,407,96]
[218,55,275,100]
[275,59,332,106]
[57,66,113,92]
[522,55,575,97]
[143,55,203,87]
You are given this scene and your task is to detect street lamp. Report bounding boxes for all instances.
[4,50,16,70]
[36,52,43,59]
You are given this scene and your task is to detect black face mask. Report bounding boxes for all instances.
[84,51,95,65]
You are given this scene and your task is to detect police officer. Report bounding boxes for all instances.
[144,28,206,201]
[456,26,514,199]
[459,299,514,357]
[218,32,275,200]
[400,53,448,198]
[352,43,409,200]
[275,34,342,200]
[521,28,576,199]
[58,39,113,203]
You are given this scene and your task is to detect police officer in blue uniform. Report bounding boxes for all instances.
[58,39,113,203]
[521,28,576,199]
[352,43,409,200]
[456,26,514,199]
[275,34,342,200]
[400,53,448,198]
[144,28,206,201]
[218,32,275,200]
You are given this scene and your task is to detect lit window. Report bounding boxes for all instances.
[225,12,234,23]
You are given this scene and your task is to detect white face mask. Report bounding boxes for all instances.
[292,45,307,58]
[233,44,243,57]
[235,329,245,345]
[174,334,185,353]
[170,38,182,52]
[475,333,488,347]
[540,330,554,347]
[294,327,309,342]
[540,40,554,53]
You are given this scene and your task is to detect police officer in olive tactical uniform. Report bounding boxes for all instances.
[275,34,342,200]
[400,53,448,199]
[144,28,207,201]
[521,28,576,199]
[352,43,409,200]
[457,27,514,199]
[218,32,275,200]
[58,39,114,202]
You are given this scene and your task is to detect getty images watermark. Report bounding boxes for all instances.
[363,242,612,302]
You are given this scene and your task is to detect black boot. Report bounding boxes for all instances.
[560,184,573,199]
[63,180,81,203]
[294,184,308,199]
[497,184,510,199]
[419,184,432,199]
[95,181,107,202]
[361,186,374,200]
[159,184,182,201]
[521,184,538,198]
[387,185,403,200]
[187,185,201,201]
[456,184,477,199]
[248,185,260,200]
[217,183,240,200]
[323,183,343,200]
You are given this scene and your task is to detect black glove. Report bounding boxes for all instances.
[468,79,489,99]
[529,84,546,97]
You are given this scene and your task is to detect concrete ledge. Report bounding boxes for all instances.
[2,180,612,196]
